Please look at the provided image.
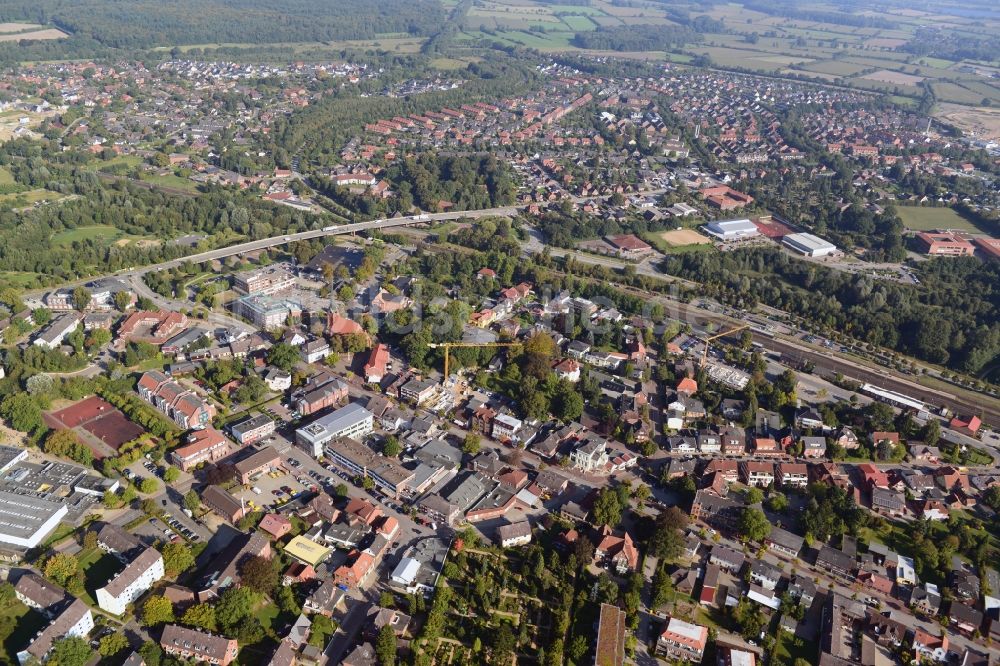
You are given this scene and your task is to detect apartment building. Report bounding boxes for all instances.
[96,547,165,615]
[137,370,216,430]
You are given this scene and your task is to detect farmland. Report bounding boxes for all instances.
[449,0,1000,107]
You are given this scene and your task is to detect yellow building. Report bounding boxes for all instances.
[283,535,332,568]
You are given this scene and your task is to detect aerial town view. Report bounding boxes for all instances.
[0,0,998,665]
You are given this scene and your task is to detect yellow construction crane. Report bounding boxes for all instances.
[701,324,750,367]
[427,341,521,384]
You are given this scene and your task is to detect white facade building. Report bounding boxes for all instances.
[95,547,165,615]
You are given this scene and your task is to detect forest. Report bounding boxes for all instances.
[662,247,1000,374]
[532,204,672,248]
[0,0,444,48]
[571,24,701,52]
[384,153,517,212]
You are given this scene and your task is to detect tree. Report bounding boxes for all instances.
[50,636,92,666]
[1,392,43,433]
[334,483,349,498]
[83,530,98,550]
[163,466,180,483]
[99,633,129,657]
[139,477,159,494]
[310,614,336,647]
[42,429,93,466]
[738,507,771,544]
[732,597,766,639]
[160,542,195,576]
[240,555,278,595]
[375,624,397,666]
[461,433,481,455]
[216,587,257,633]
[551,380,584,423]
[923,418,941,447]
[139,641,163,666]
[591,486,625,527]
[181,603,217,631]
[648,507,689,560]
[267,342,300,371]
[183,489,201,513]
[44,553,78,585]
[765,493,789,513]
[114,290,132,312]
[491,623,517,665]
[142,595,174,626]
[744,487,764,505]
[72,286,92,311]
[382,435,401,458]
[276,585,300,615]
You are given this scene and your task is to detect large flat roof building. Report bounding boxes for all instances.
[296,403,374,457]
[0,490,69,549]
[320,436,413,498]
[916,232,975,256]
[782,232,838,257]
[703,219,759,241]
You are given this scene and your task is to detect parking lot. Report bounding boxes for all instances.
[227,451,342,514]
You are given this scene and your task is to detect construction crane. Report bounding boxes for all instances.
[701,324,750,367]
[427,341,521,384]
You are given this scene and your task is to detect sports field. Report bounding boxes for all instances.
[896,206,983,233]
[660,229,712,246]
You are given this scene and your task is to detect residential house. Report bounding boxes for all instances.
[160,625,238,666]
[656,617,708,662]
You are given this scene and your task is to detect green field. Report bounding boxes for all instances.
[0,598,46,663]
[51,224,128,246]
[0,167,14,185]
[0,271,44,288]
[0,189,65,206]
[142,173,201,192]
[560,14,597,31]
[82,154,142,172]
[896,206,985,233]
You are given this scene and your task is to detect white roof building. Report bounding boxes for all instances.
[390,557,421,587]
[703,219,758,241]
[782,232,838,257]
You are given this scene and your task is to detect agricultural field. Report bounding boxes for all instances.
[935,103,1000,141]
[895,206,984,233]
[0,22,67,40]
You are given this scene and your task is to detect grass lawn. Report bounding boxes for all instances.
[51,225,126,246]
[430,57,472,70]
[896,205,986,233]
[82,154,142,172]
[0,271,44,289]
[0,600,46,665]
[141,173,201,192]
[0,189,64,205]
[39,522,77,550]
[774,629,817,664]
[75,546,123,607]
